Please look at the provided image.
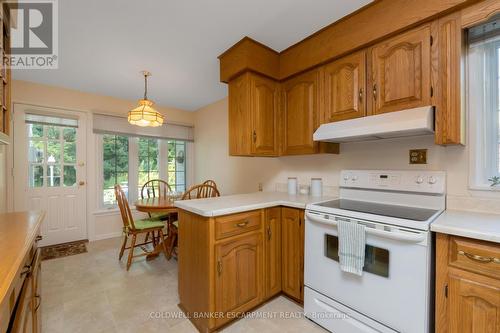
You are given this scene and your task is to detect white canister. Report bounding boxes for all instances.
[287,177,298,195]
[311,178,323,197]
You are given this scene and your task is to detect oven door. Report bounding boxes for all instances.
[304,211,431,333]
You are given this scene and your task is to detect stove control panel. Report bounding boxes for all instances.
[340,170,446,194]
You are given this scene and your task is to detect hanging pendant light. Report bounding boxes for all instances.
[128,71,164,127]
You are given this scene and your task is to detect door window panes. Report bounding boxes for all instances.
[325,234,390,278]
[27,121,78,188]
[29,165,44,187]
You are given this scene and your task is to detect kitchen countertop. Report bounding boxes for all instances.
[174,191,335,217]
[0,211,44,306]
[431,210,500,243]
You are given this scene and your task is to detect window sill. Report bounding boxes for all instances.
[469,185,500,192]
[93,206,140,217]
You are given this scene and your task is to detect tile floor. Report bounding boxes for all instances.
[42,237,326,333]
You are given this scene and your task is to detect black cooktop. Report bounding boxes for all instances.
[315,199,439,222]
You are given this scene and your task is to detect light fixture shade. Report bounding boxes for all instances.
[128,99,164,127]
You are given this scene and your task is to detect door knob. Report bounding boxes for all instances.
[79,181,85,186]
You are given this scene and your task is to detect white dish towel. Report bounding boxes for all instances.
[337,219,366,276]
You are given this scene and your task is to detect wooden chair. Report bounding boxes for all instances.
[166,184,221,258]
[114,184,168,270]
[202,179,218,189]
[141,179,175,244]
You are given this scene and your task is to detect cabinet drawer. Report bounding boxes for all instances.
[449,236,500,279]
[215,210,262,240]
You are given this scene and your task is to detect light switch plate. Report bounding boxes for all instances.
[409,149,427,164]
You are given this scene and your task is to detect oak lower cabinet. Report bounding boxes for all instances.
[322,50,367,122]
[281,207,304,302]
[264,207,281,299]
[369,24,432,115]
[436,233,500,333]
[179,207,305,332]
[228,72,279,156]
[215,232,264,328]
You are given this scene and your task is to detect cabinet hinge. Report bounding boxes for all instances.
[445,284,448,298]
[430,35,434,46]
[430,86,434,98]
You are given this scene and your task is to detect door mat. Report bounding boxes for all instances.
[41,240,88,261]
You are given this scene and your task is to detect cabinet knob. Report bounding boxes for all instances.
[253,130,257,143]
[373,84,377,100]
[359,88,363,102]
[267,226,272,240]
[235,220,249,228]
[217,260,222,276]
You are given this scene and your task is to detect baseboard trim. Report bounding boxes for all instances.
[92,231,122,241]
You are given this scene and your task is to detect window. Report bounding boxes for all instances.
[138,138,159,195]
[102,135,129,206]
[468,16,500,188]
[27,123,77,188]
[100,135,187,207]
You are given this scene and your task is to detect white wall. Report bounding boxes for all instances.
[194,98,500,214]
[8,80,196,241]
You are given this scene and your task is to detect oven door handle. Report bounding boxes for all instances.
[306,212,426,244]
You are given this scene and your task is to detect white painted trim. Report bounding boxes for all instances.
[92,231,122,241]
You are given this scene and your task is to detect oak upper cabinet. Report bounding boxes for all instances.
[369,24,432,115]
[281,207,304,302]
[264,207,281,299]
[215,232,263,327]
[281,69,320,155]
[322,50,367,123]
[228,72,279,157]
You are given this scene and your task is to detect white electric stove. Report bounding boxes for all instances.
[304,170,446,333]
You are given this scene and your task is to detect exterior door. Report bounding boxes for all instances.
[251,74,279,156]
[369,24,431,115]
[448,273,500,333]
[264,207,281,299]
[215,233,263,327]
[281,207,304,301]
[13,104,87,246]
[282,69,320,155]
[323,50,367,122]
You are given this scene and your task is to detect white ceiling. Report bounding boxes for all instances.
[13,0,372,111]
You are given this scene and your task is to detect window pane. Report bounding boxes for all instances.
[46,126,60,140]
[47,141,61,163]
[102,135,129,205]
[29,165,44,187]
[63,165,76,187]
[28,124,43,138]
[63,142,76,163]
[28,140,44,163]
[46,165,61,187]
[63,128,76,142]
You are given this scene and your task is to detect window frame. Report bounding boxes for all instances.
[98,134,189,208]
[468,36,500,190]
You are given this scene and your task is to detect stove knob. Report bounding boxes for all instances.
[343,175,350,181]
[416,176,424,184]
[428,176,437,184]
[352,176,358,181]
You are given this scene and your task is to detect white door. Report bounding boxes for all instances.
[13,104,87,246]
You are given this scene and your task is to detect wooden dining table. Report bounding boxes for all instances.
[135,197,179,260]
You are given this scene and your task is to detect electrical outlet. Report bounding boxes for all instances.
[258,183,263,191]
[409,149,427,164]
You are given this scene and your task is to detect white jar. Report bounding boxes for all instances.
[311,178,323,197]
[287,177,298,195]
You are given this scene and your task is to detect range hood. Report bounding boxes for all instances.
[313,106,435,143]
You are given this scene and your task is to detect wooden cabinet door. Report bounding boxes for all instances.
[228,73,252,156]
[11,276,34,333]
[448,273,500,333]
[215,233,263,326]
[281,207,304,301]
[281,70,320,155]
[264,207,281,299]
[323,50,367,122]
[251,74,279,156]
[369,24,431,115]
